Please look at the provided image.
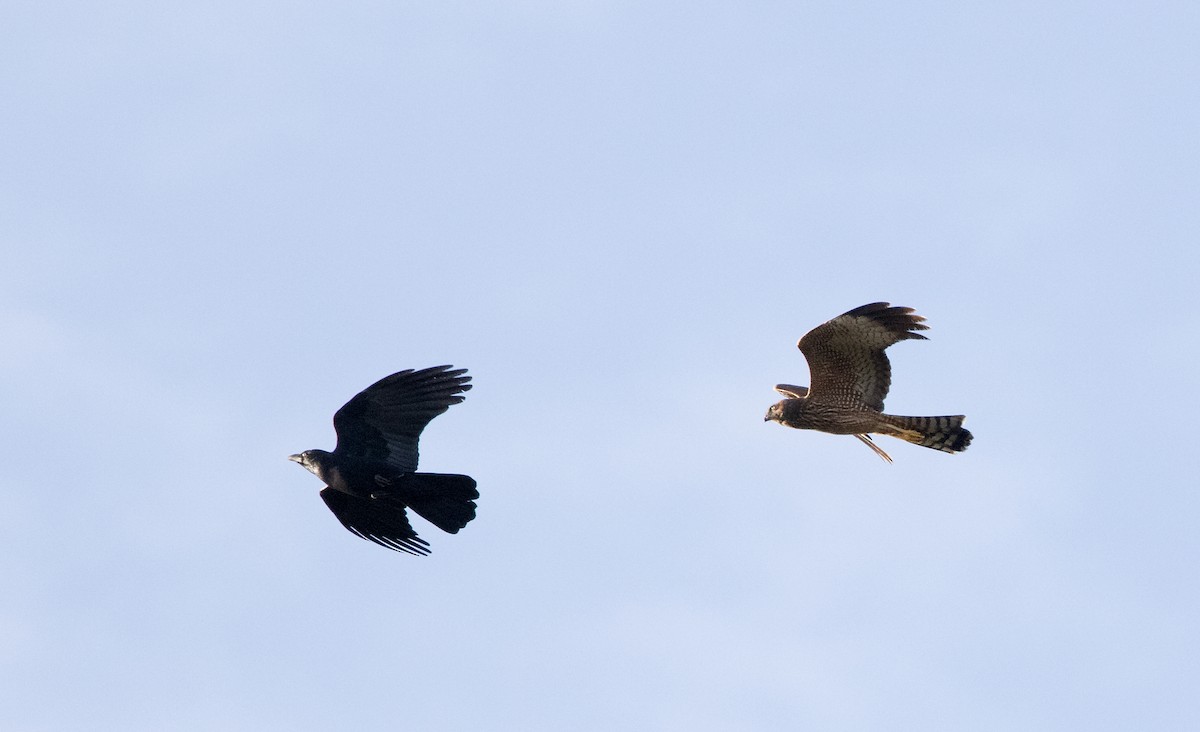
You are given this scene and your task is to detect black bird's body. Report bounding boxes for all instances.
[290,365,477,555]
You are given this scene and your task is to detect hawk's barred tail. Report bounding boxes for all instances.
[881,415,973,453]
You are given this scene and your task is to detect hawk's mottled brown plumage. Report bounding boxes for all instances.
[765,303,972,462]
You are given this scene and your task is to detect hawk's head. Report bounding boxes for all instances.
[765,398,806,425]
[764,401,784,423]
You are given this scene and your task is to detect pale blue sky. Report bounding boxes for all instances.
[3,2,1198,730]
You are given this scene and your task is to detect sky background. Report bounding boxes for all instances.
[3,1,1198,730]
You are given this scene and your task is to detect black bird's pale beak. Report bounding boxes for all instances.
[288,453,303,463]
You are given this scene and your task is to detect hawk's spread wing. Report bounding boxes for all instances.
[320,488,431,555]
[774,384,809,399]
[332,365,471,472]
[798,302,928,410]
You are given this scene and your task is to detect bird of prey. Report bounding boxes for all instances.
[764,303,973,462]
[290,365,478,555]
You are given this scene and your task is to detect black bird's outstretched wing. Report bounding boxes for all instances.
[320,488,431,556]
[332,365,471,472]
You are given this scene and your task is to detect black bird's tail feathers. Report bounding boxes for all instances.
[378,473,479,533]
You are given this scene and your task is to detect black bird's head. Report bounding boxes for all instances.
[289,449,333,478]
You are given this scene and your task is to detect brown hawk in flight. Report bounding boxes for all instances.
[764,302,972,462]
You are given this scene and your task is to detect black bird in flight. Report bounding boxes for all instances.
[290,365,478,555]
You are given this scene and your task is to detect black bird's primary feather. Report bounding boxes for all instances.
[333,365,472,472]
[291,365,477,555]
[320,488,433,556]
